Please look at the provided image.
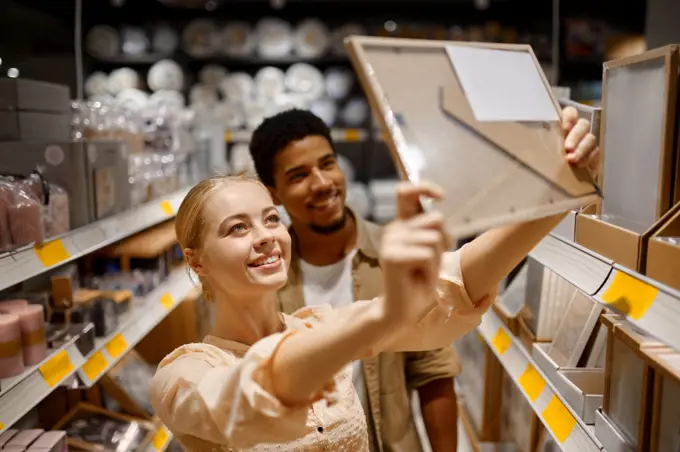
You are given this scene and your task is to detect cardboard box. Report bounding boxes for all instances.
[0,79,70,113]
[579,45,680,270]
[645,204,680,290]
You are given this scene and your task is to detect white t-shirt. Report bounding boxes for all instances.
[299,249,367,411]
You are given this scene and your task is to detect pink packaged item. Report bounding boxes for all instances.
[46,184,70,238]
[0,429,19,448]
[0,312,24,378]
[5,430,44,448]
[26,431,67,452]
[8,186,45,248]
[0,179,14,252]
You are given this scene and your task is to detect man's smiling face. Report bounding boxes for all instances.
[269,135,347,234]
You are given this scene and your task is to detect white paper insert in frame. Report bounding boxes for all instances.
[446,45,560,123]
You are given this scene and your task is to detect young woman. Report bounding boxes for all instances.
[150,107,599,451]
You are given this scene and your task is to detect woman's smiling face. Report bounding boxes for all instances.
[194,179,292,298]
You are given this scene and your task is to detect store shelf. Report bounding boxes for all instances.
[0,269,194,434]
[146,425,174,452]
[530,233,680,354]
[0,188,190,292]
[224,128,369,144]
[77,269,194,387]
[477,311,602,452]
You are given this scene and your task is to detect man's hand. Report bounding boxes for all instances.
[561,105,601,172]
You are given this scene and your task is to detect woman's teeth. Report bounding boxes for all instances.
[249,256,280,267]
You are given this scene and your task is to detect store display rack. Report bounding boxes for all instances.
[477,311,602,452]
[0,269,194,435]
[0,188,190,293]
[530,233,680,354]
[224,127,370,144]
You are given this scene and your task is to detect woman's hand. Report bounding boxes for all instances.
[379,181,449,327]
[561,106,600,173]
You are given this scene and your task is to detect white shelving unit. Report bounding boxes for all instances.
[224,128,369,144]
[0,270,194,434]
[0,188,190,293]
[477,311,602,452]
[530,233,680,354]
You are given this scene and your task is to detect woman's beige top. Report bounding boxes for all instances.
[149,248,496,451]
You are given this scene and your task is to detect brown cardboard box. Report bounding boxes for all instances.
[577,201,680,273]
[645,204,680,291]
[578,45,680,271]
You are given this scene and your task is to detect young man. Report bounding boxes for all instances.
[249,109,461,451]
[249,107,600,451]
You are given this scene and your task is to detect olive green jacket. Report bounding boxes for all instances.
[277,211,460,452]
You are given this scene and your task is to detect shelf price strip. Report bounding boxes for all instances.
[38,349,75,388]
[152,426,170,451]
[105,334,129,360]
[33,239,70,268]
[479,312,599,452]
[82,351,109,382]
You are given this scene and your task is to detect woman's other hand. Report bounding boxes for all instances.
[561,105,600,173]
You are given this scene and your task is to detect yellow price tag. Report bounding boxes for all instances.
[344,129,362,142]
[152,427,170,450]
[82,351,108,381]
[160,200,175,216]
[160,293,174,310]
[491,327,512,355]
[34,239,70,267]
[105,334,128,360]
[518,364,546,402]
[542,395,576,443]
[39,350,74,388]
[601,271,658,320]
[0,421,5,430]
[224,130,233,143]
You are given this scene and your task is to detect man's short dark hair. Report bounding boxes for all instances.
[249,109,335,187]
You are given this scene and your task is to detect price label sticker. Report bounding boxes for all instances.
[160,200,175,216]
[0,421,5,430]
[34,239,70,267]
[82,351,108,381]
[105,334,128,360]
[542,395,577,443]
[160,293,174,310]
[152,427,170,450]
[39,350,74,387]
[601,271,658,320]
[224,130,233,143]
[518,364,546,402]
[491,327,512,355]
[344,129,362,142]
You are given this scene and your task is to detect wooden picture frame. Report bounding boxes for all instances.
[345,36,599,238]
[99,350,155,419]
[601,316,665,452]
[548,290,604,368]
[644,349,680,452]
[599,45,680,229]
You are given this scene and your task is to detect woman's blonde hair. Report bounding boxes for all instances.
[175,174,268,300]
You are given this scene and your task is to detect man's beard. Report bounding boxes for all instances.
[309,209,348,235]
